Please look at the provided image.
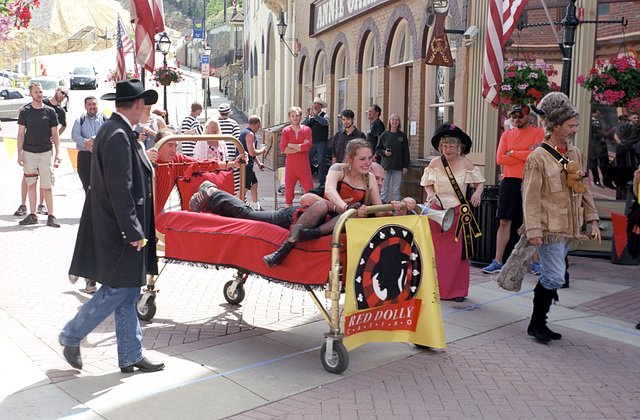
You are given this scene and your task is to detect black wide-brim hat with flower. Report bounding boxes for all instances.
[101,79,158,105]
[431,123,473,155]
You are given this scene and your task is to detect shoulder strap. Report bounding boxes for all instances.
[363,173,371,206]
[441,156,468,206]
[80,114,85,126]
[540,142,569,170]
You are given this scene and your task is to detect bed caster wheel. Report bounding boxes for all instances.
[223,280,245,305]
[320,339,348,374]
[136,293,156,321]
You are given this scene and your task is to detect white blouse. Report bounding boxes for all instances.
[193,141,229,161]
[420,167,485,208]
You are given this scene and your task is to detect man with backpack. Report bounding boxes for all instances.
[71,96,108,193]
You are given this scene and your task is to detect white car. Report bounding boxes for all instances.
[0,87,32,120]
[28,76,68,109]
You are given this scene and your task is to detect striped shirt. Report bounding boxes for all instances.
[180,114,203,156]
[218,117,241,195]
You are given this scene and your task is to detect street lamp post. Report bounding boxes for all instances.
[157,32,171,124]
[560,0,580,96]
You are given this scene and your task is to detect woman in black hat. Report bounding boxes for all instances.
[420,123,485,302]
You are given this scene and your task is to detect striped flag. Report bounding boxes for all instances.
[130,0,165,72]
[482,0,529,108]
[116,15,133,82]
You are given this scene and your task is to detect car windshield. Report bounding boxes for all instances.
[35,80,58,90]
[73,68,93,75]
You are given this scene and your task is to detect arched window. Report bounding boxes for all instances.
[334,45,347,131]
[300,57,310,112]
[390,20,413,66]
[362,34,378,124]
[388,20,413,136]
[314,52,326,104]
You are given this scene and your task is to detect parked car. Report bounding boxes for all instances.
[0,70,20,87]
[0,87,32,119]
[69,66,98,89]
[27,76,68,109]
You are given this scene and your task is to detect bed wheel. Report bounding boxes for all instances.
[320,339,349,374]
[136,293,157,321]
[223,280,245,305]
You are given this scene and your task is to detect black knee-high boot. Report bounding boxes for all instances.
[528,282,555,342]
[263,224,303,268]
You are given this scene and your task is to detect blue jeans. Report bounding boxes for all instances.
[536,241,570,290]
[308,141,328,186]
[380,170,403,202]
[59,286,143,368]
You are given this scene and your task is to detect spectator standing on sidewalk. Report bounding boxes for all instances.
[303,97,330,186]
[366,104,385,161]
[59,79,164,373]
[16,82,61,227]
[15,86,67,218]
[218,103,242,196]
[522,92,600,343]
[483,105,543,275]
[331,109,366,164]
[71,96,107,193]
[376,113,410,202]
[588,109,610,188]
[239,115,266,209]
[180,102,203,156]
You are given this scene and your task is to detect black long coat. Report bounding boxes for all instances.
[69,112,158,287]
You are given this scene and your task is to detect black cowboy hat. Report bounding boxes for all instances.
[431,123,473,155]
[101,79,158,105]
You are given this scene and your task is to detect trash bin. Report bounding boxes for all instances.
[611,180,640,265]
[467,185,520,266]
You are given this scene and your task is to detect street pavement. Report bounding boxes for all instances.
[1,79,639,419]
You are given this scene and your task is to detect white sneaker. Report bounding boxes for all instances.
[84,279,97,293]
[69,274,80,284]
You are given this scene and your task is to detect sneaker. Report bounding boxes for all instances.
[14,204,27,216]
[36,204,48,215]
[189,181,217,212]
[532,261,541,275]
[19,213,38,225]
[69,275,80,284]
[47,215,61,228]
[84,279,97,293]
[482,259,503,274]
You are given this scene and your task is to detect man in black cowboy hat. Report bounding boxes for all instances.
[59,79,164,373]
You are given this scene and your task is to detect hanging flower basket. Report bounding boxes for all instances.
[105,69,135,88]
[577,55,640,109]
[500,56,559,107]
[153,66,183,87]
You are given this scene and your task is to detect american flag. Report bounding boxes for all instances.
[482,0,528,108]
[130,0,165,73]
[116,15,133,82]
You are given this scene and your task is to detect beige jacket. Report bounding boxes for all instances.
[522,143,599,243]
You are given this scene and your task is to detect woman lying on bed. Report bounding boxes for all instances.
[189,139,414,268]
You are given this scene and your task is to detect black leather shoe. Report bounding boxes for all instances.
[62,345,82,370]
[120,357,165,373]
[454,297,465,302]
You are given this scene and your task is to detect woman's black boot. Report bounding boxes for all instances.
[263,224,303,267]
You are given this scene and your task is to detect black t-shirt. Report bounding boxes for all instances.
[18,104,59,153]
[367,118,385,153]
[43,98,67,127]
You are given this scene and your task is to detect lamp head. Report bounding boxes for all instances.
[277,11,287,40]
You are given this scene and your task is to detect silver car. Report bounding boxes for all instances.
[0,87,32,120]
[28,76,68,109]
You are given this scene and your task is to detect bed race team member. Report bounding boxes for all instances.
[421,123,485,302]
[522,92,600,343]
[281,106,314,207]
[59,79,164,373]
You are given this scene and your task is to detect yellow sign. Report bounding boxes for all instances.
[343,215,445,351]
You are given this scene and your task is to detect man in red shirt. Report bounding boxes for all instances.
[483,105,544,274]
